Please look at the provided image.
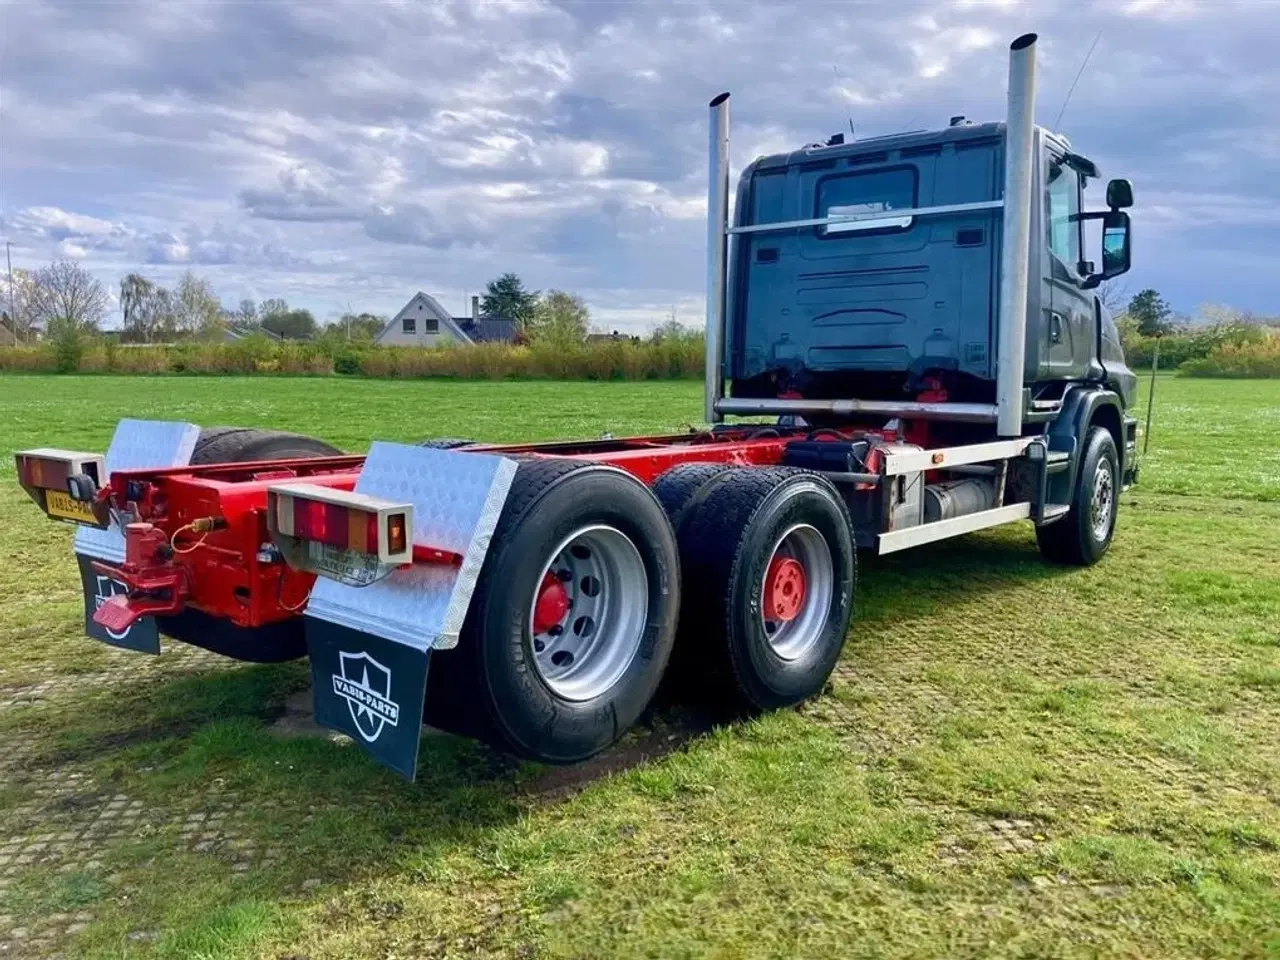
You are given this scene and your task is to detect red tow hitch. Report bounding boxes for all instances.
[90,522,191,634]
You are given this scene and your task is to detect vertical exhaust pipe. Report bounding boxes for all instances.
[705,92,731,424]
[996,33,1038,437]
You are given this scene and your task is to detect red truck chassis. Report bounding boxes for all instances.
[92,426,860,635]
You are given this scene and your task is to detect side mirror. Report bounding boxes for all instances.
[1080,210,1131,289]
[1101,211,1131,276]
[1106,178,1133,209]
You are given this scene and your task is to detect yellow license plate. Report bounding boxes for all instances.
[45,489,99,524]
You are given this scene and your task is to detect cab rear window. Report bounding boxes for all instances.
[817,167,917,236]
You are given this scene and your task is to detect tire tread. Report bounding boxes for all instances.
[191,427,341,465]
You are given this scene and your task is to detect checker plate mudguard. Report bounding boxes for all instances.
[76,554,160,654]
[307,619,430,780]
[302,442,517,780]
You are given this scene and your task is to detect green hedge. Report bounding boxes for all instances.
[6,325,1273,380]
[1123,322,1272,371]
[0,335,706,381]
[1179,336,1280,379]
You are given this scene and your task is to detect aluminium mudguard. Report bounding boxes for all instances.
[1044,385,1125,508]
[302,441,517,780]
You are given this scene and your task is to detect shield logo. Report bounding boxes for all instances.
[332,650,400,743]
[94,575,132,641]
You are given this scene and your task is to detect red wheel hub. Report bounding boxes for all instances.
[764,556,807,622]
[533,572,571,633]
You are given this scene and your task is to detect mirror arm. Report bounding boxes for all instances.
[1081,274,1102,290]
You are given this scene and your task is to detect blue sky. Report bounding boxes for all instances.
[2,0,1277,332]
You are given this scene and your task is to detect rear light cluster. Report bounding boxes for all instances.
[14,448,109,527]
[290,499,383,554]
[267,481,413,569]
[15,449,103,493]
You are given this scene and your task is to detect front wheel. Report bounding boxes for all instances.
[1037,426,1119,566]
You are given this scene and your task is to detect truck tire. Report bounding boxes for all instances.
[652,462,735,530]
[1036,426,1119,566]
[417,437,476,450]
[676,468,856,710]
[426,460,680,763]
[190,427,342,465]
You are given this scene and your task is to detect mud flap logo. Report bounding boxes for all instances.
[77,554,160,654]
[333,651,400,743]
[307,620,430,781]
[94,575,131,641]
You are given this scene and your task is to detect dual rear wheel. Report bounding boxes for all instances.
[430,461,857,762]
[195,429,857,763]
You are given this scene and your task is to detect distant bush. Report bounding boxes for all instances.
[0,347,56,373]
[1180,334,1280,379]
[0,335,707,381]
[1122,321,1271,371]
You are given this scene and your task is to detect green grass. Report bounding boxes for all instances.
[0,373,1278,958]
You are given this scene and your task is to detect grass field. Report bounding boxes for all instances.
[0,373,1277,959]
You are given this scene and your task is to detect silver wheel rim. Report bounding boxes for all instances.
[1090,458,1115,542]
[760,524,834,661]
[528,524,648,702]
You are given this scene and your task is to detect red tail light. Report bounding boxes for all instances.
[16,449,101,492]
[266,482,414,577]
[281,495,387,555]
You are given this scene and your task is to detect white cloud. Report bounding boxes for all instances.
[1,0,1277,327]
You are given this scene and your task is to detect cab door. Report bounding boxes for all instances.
[1041,148,1093,379]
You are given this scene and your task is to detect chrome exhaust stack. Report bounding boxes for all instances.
[705,92,731,424]
[995,33,1039,437]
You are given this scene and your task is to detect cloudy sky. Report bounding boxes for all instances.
[2,0,1277,332]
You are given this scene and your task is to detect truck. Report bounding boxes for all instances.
[14,33,1137,780]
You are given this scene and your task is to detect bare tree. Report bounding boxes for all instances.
[120,273,183,343]
[0,268,40,341]
[1098,279,1130,316]
[259,297,289,321]
[121,273,155,342]
[173,271,223,338]
[28,260,108,332]
[231,298,258,331]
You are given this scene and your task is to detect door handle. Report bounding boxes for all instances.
[1050,313,1065,344]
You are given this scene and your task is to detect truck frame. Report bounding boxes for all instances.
[15,33,1138,779]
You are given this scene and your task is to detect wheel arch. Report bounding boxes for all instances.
[1047,386,1126,498]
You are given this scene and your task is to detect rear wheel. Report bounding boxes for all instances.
[191,427,341,464]
[652,462,735,531]
[1037,426,1119,566]
[426,461,680,762]
[675,468,856,710]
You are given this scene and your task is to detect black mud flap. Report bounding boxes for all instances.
[75,554,160,654]
[305,618,430,781]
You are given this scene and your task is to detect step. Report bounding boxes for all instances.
[1036,504,1070,524]
[1045,450,1071,474]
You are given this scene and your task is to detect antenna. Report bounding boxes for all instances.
[1054,31,1102,129]
[832,64,855,139]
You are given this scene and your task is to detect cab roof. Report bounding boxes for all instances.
[750,120,1007,173]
